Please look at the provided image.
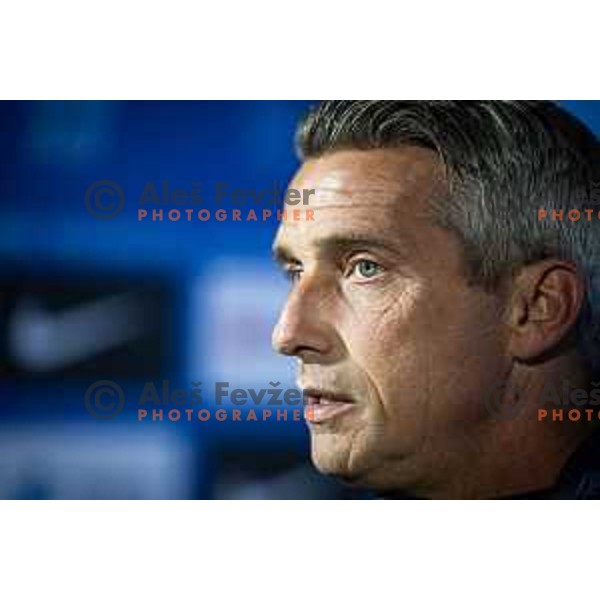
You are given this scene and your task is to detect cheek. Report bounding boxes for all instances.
[340,287,425,395]
[339,284,505,423]
[340,280,423,342]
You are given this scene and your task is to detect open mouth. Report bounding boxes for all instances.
[303,388,356,424]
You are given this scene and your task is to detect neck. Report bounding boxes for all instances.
[389,372,595,499]
[426,418,589,499]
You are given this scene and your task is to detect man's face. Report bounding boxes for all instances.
[272,148,510,495]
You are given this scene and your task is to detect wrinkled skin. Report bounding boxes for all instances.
[272,148,516,497]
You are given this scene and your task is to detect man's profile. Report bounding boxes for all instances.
[271,101,600,499]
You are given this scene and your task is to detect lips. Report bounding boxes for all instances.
[302,388,356,424]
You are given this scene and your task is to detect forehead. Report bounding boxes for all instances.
[292,146,444,195]
[275,147,447,256]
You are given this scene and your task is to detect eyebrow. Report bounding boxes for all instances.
[272,233,409,266]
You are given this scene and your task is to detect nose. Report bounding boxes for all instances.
[272,277,338,361]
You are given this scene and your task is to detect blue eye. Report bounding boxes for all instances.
[352,259,383,279]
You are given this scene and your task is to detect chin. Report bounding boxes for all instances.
[311,435,352,475]
[309,432,372,485]
[310,432,420,492]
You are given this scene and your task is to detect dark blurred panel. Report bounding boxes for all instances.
[0,270,170,380]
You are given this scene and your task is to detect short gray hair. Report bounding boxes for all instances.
[296,101,600,378]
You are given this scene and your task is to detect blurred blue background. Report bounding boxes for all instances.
[0,100,598,499]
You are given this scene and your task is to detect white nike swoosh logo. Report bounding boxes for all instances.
[8,292,148,372]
